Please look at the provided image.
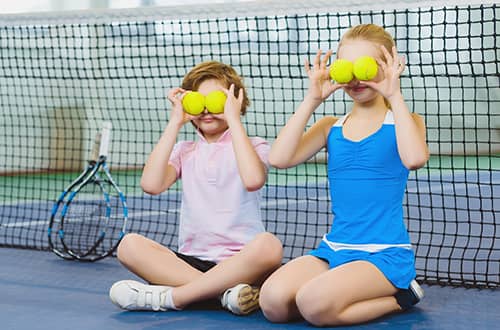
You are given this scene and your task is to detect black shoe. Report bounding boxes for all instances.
[395,279,424,310]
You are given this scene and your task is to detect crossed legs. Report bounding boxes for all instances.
[116,232,283,309]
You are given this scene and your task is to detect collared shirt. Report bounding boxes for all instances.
[169,129,270,263]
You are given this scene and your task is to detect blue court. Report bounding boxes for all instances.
[1,171,498,329]
[1,247,498,330]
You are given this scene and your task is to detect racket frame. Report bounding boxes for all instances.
[47,160,98,260]
[47,122,127,261]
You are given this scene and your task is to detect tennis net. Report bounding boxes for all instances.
[0,0,498,288]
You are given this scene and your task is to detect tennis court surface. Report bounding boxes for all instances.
[0,0,498,329]
[1,247,498,330]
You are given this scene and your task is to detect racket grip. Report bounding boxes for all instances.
[99,122,112,157]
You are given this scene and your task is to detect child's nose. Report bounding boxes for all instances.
[347,77,359,87]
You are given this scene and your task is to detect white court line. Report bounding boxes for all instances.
[406,181,499,194]
[1,195,331,229]
[4,179,497,229]
[1,210,169,228]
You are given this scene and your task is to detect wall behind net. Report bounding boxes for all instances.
[0,1,498,287]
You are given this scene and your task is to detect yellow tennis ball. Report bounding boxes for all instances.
[329,59,354,84]
[353,56,378,81]
[182,91,205,115]
[205,90,227,114]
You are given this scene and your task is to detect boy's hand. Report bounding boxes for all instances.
[215,84,243,126]
[167,87,198,127]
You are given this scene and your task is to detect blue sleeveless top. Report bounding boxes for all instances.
[325,111,411,247]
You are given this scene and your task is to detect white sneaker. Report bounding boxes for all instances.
[220,284,260,315]
[109,280,171,311]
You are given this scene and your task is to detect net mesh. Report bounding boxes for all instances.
[0,1,498,288]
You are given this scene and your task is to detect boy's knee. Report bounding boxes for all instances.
[252,232,283,266]
[116,233,143,263]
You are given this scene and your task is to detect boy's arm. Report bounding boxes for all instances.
[229,119,268,192]
[141,87,192,195]
[223,85,267,192]
[141,120,182,195]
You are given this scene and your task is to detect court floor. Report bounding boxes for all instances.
[1,247,498,330]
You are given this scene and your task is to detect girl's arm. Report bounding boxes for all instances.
[269,50,342,169]
[222,84,267,192]
[389,94,429,170]
[141,88,195,194]
[366,46,429,170]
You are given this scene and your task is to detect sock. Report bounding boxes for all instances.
[164,288,181,310]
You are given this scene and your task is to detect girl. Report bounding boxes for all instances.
[259,24,429,326]
[109,61,283,315]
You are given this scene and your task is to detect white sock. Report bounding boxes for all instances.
[164,288,181,310]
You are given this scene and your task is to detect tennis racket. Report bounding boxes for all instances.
[48,122,128,261]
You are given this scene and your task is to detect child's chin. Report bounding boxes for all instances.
[200,124,227,134]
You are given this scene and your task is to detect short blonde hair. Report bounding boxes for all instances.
[182,61,250,115]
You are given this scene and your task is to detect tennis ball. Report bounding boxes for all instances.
[329,59,354,83]
[182,91,205,115]
[353,56,378,81]
[205,90,227,114]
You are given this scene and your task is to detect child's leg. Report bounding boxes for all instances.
[295,260,399,327]
[259,255,329,322]
[171,232,282,308]
[111,233,210,311]
[116,233,205,285]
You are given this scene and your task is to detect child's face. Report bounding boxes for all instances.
[192,79,229,140]
[337,39,384,104]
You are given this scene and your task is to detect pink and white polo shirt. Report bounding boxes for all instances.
[168,129,270,263]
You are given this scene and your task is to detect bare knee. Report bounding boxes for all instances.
[248,232,283,269]
[259,278,294,323]
[296,285,345,326]
[116,233,145,266]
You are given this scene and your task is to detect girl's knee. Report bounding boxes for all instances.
[296,285,344,326]
[259,279,293,322]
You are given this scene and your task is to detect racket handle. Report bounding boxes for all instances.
[99,122,112,157]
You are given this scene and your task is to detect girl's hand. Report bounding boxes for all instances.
[304,49,342,103]
[166,87,198,127]
[364,46,405,100]
[214,84,243,125]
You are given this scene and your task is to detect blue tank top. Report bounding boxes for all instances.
[325,111,411,246]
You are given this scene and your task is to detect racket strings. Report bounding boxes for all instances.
[93,177,126,255]
[62,176,125,258]
[63,182,108,256]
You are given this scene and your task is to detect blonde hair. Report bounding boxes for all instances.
[339,24,396,108]
[182,61,250,115]
[339,24,395,56]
